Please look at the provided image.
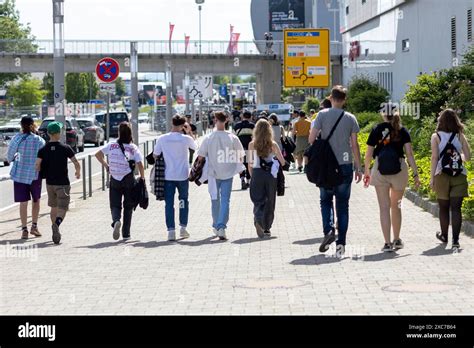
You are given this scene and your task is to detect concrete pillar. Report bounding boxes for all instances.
[256,59,282,105]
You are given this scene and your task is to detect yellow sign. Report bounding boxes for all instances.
[283,28,330,88]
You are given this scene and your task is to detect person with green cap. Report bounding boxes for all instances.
[36,121,81,245]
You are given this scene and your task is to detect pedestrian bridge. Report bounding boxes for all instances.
[0,39,343,104]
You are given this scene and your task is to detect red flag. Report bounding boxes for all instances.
[227,25,235,55]
[184,35,190,54]
[231,33,240,55]
[169,23,175,53]
[230,24,234,35]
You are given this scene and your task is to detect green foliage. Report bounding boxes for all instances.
[115,77,126,98]
[65,73,98,103]
[7,77,45,107]
[355,112,381,130]
[0,0,36,87]
[406,117,436,158]
[42,73,54,104]
[462,45,474,66]
[404,72,446,120]
[302,97,320,114]
[281,88,305,103]
[345,75,389,113]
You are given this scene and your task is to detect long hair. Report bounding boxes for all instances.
[118,122,133,144]
[21,122,36,135]
[253,119,274,158]
[269,113,280,126]
[383,111,401,141]
[436,109,464,133]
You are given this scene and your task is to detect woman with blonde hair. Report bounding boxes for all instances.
[430,109,470,250]
[248,119,286,238]
[364,109,420,252]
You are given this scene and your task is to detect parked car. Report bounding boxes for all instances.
[38,117,85,153]
[0,125,21,166]
[94,111,129,138]
[5,118,22,127]
[138,113,149,124]
[76,117,105,147]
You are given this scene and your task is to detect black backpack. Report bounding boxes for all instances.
[377,131,401,175]
[439,132,463,177]
[304,111,344,188]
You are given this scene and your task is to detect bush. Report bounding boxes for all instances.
[345,76,389,113]
[302,97,320,114]
[355,112,381,129]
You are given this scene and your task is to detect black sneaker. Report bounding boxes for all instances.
[382,243,393,252]
[241,180,247,190]
[254,221,265,239]
[298,166,303,173]
[52,223,61,245]
[436,232,448,244]
[112,221,121,241]
[319,229,336,253]
[452,242,460,250]
[393,239,404,250]
[264,230,271,237]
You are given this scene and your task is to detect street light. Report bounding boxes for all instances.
[195,0,205,54]
[52,0,65,142]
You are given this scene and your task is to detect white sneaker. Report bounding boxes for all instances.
[168,230,176,241]
[180,227,190,239]
[212,228,219,237]
[217,228,227,240]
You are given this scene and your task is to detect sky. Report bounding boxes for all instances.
[14,0,254,41]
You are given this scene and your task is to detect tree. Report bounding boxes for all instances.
[115,77,126,97]
[7,77,45,107]
[345,76,389,113]
[0,0,36,87]
[302,97,320,114]
[42,73,54,104]
[65,73,98,103]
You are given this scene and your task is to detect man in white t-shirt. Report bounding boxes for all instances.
[154,115,197,241]
[197,111,244,240]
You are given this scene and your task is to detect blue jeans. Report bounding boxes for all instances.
[164,180,189,231]
[211,178,233,230]
[319,164,354,246]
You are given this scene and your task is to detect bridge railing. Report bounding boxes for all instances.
[0,39,343,56]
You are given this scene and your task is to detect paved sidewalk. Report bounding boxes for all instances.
[0,167,472,315]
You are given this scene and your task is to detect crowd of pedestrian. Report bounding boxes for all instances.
[6,84,471,254]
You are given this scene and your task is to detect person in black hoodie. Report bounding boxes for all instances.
[233,111,255,190]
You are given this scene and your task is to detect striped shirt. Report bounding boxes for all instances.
[7,133,45,184]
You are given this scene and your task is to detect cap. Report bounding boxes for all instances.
[20,116,34,126]
[47,121,63,135]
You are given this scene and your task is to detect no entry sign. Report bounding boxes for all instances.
[96,57,120,83]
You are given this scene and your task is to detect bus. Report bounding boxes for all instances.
[256,103,294,124]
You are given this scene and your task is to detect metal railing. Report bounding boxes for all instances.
[0,39,343,56]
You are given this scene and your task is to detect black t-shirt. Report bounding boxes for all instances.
[182,123,197,135]
[37,142,76,185]
[367,122,411,159]
[233,120,255,150]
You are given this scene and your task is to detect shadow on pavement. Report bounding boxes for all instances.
[421,243,460,256]
[30,241,57,249]
[76,240,139,249]
[179,237,226,246]
[232,236,277,244]
[293,237,324,245]
[0,213,50,225]
[361,252,411,262]
[290,254,342,265]
[0,238,30,245]
[132,240,176,248]
[0,230,21,237]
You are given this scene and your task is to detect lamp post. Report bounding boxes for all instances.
[165,62,173,132]
[195,0,204,54]
[52,0,65,143]
[130,41,139,144]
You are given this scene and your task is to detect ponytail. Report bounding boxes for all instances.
[386,112,401,141]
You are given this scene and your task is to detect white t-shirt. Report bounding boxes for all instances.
[101,142,143,181]
[153,132,197,181]
[198,130,244,180]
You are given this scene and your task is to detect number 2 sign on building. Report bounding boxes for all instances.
[95,57,120,83]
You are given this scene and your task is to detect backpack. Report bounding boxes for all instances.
[439,132,463,177]
[304,111,344,188]
[377,130,401,175]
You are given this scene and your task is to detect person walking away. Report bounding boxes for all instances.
[197,111,245,240]
[363,110,420,252]
[35,122,81,244]
[185,114,198,164]
[233,111,255,190]
[308,86,363,256]
[95,122,145,241]
[154,115,197,241]
[430,109,471,251]
[248,119,286,238]
[7,116,45,239]
[269,114,285,151]
[293,110,311,173]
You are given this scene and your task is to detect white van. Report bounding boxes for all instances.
[256,104,294,123]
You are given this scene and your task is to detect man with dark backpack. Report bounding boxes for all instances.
[308,86,362,256]
[233,111,255,190]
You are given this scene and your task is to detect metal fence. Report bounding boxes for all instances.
[0,39,343,56]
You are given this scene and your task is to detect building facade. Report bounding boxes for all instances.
[340,0,473,101]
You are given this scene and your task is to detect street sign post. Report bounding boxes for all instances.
[283,28,330,88]
[96,58,120,143]
[189,75,213,100]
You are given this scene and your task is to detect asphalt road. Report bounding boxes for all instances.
[0,124,158,211]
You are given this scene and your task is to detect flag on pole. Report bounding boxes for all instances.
[230,33,240,55]
[169,23,175,53]
[227,24,235,55]
[184,34,190,54]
